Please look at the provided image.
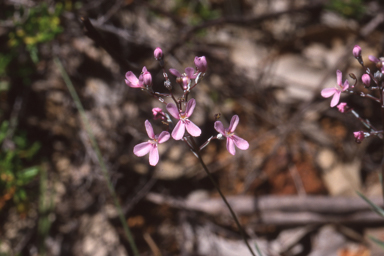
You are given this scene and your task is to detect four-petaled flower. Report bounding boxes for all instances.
[214,115,249,155]
[133,120,170,166]
[125,67,149,88]
[169,67,197,90]
[166,98,201,140]
[321,70,349,107]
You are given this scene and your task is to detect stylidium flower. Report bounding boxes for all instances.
[194,56,207,73]
[169,67,197,90]
[166,98,201,140]
[125,67,149,88]
[214,115,249,155]
[321,70,349,107]
[133,120,170,166]
[337,102,348,113]
[353,131,365,143]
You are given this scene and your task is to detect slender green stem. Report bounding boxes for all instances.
[195,151,262,256]
[54,57,140,256]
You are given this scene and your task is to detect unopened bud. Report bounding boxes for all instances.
[353,45,361,58]
[362,74,371,87]
[143,71,152,86]
[214,113,221,120]
[349,73,356,80]
[194,56,207,73]
[154,47,163,60]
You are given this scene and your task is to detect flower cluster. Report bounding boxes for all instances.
[321,45,384,143]
[125,48,249,165]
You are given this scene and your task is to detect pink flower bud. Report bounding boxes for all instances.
[337,102,348,113]
[362,74,371,87]
[353,45,361,58]
[143,71,152,86]
[152,108,165,120]
[194,56,207,73]
[154,47,163,60]
[353,131,365,143]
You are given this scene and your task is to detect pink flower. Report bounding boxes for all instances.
[133,120,170,166]
[214,115,249,155]
[337,102,348,113]
[353,131,365,143]
[194,56,207,73]
[321,70,349,107]
[169,67,197,90]
[166,98,201,140]
[352,45,361,58]
[154,47,163,60]
[125,67,149,88]
[152,107,165,120]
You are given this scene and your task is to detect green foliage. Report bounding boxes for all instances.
[326,0,366,19]
[0,121,41,212]
[7,3,63,63]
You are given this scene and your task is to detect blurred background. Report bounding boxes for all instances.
[1,0,384,255]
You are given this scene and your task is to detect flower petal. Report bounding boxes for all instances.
[166,103,180,119]
[133,142,152,157]
[149,146,159,166]
[336,70,342,86]
[185,67,196,79]
[157,131,170,143]
[369,55,380,63]
[185,121,201,137]
[214,121,225,135]
[172,121,185,140]
[125,71,141,88]
[145,120,155,139]
[142,66,148,73]
[169,68,182,77]
[232,135,249,150]
[330,90,341,107]
[185,98,196,117]
[226,138,236,155]
[228,115,239,133]
[321,88,336,98]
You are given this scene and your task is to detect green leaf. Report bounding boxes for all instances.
[17,167,39,184]
[356,191,384,218]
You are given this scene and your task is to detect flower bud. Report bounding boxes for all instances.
[353,45,361,58]
[143,71,152,86]
[353,131,365,143]
[154,47,163,60]
[362,74,371,87]
[194,56,207,73]
[337,102,348,113]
